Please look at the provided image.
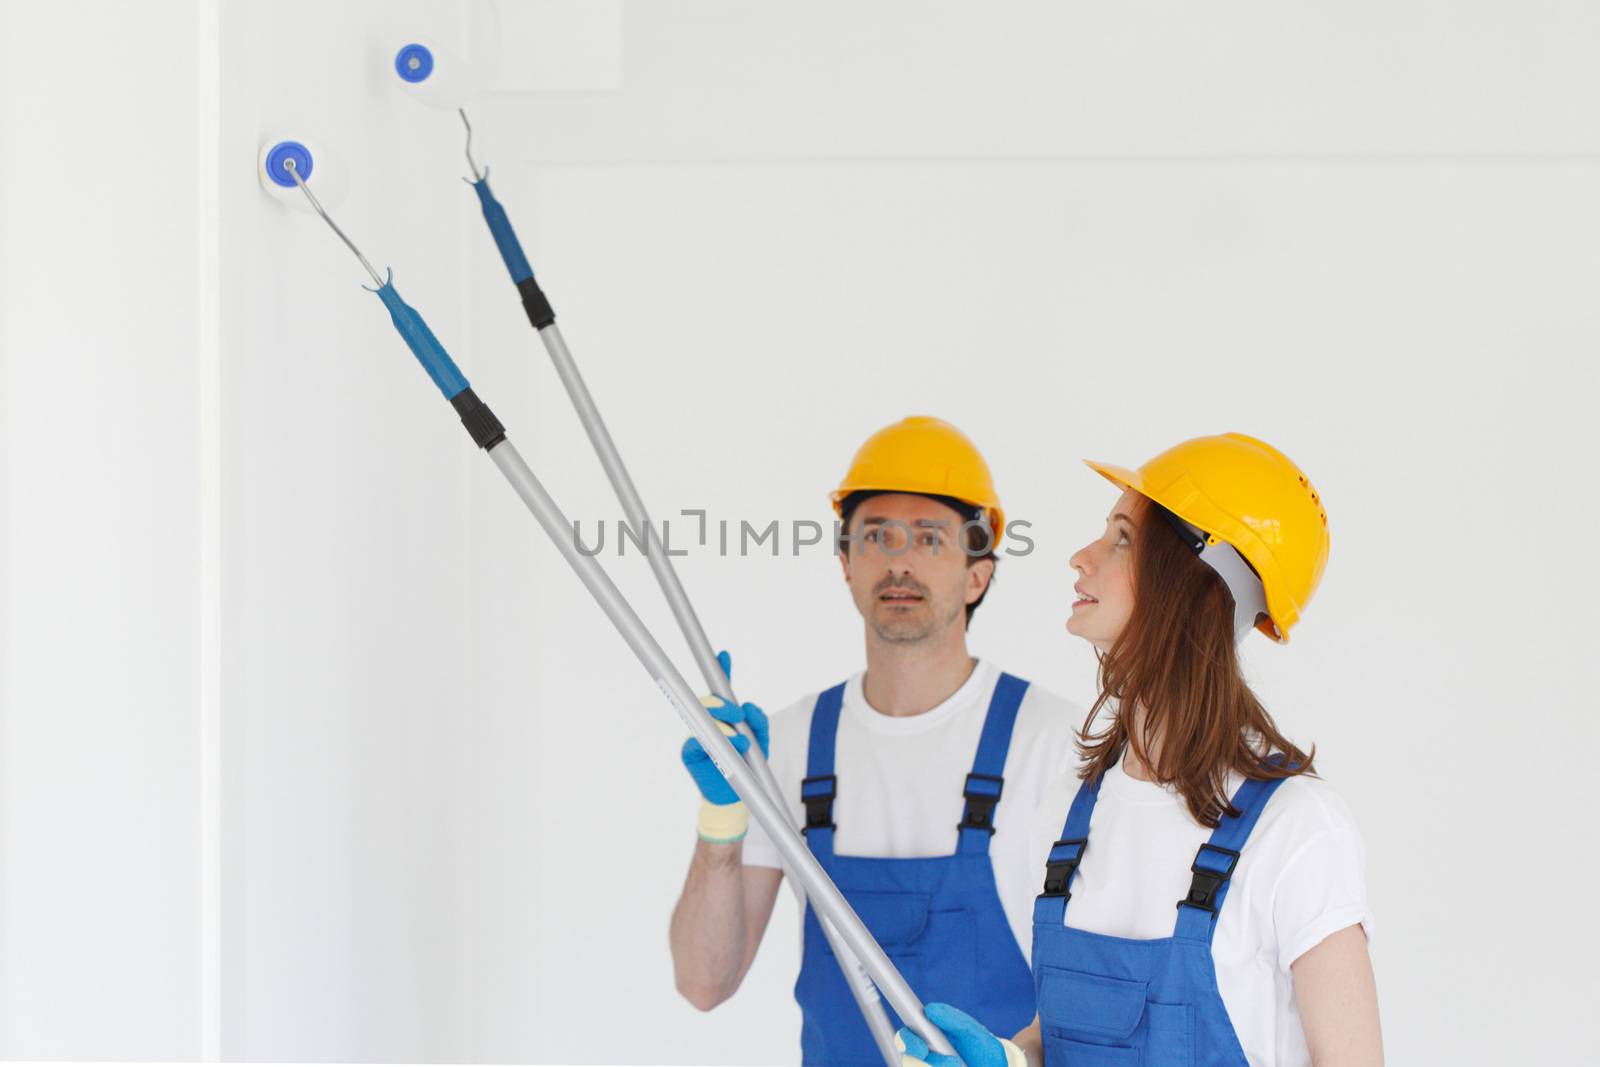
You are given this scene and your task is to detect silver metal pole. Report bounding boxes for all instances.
[537,323,901,1064]
[280,148,933,1059]
[485,439,950,1057]
[452,152,900,1058]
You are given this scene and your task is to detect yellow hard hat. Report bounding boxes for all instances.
[831,416,1005,548]
[1085,433,1329,642]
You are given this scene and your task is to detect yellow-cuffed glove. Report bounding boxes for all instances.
[679,651,769,844]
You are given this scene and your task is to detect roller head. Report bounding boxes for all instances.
[387,24,495,111]
[385,0,498,107]
[263,140,314,187]
[257,137,344,212]
[394,43,435,84]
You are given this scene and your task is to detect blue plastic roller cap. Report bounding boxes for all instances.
[265,141,313,188]
[395,43,434,83]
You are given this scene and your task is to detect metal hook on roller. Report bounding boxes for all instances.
[459,108,486,183]
[284,158,386,288]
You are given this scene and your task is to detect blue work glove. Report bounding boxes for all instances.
[896,1003,1027,1067]
[680,651,769,843]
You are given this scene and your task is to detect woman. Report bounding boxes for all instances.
[897,433,1382,1066]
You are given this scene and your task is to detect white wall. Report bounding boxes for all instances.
[215,0,486,1059]
[1,0,484,1058]
[0,1,210,1056]
[1,0,1596,1062]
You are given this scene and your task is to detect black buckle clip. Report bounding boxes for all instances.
[960,773,1005,834]
[800,774,837,834]
[1177,844,1241,913]
[1039,837,1087,900]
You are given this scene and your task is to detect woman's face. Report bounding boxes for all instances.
[1067,488,1143,652]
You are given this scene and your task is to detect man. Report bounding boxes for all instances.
[669,416,1081,1065]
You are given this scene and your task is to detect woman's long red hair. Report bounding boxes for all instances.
[1077,497,1314,826]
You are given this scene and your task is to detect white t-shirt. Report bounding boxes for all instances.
[742,659,1082,961]
[1028,757,1373,1067]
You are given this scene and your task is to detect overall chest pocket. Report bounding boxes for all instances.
[813,890,935,997]
[1036,965,1194,1067]
[841,890,932,956]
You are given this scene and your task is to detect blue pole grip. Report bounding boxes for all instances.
[472,177,535,284]
[373,280,470,400]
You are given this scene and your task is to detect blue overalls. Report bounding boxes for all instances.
[1031,764,1289,1066]
[795,673,1037,1066]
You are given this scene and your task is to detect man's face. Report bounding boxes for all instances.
[838,493,995,644]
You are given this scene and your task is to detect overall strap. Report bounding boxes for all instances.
[801,683,847,858]
[957,672,1031,855]
[1174,758,1293,943]
[1032,773,1101,925]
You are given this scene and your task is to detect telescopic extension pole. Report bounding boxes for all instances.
[451,113,903,1064]
[279,159,950,1061]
